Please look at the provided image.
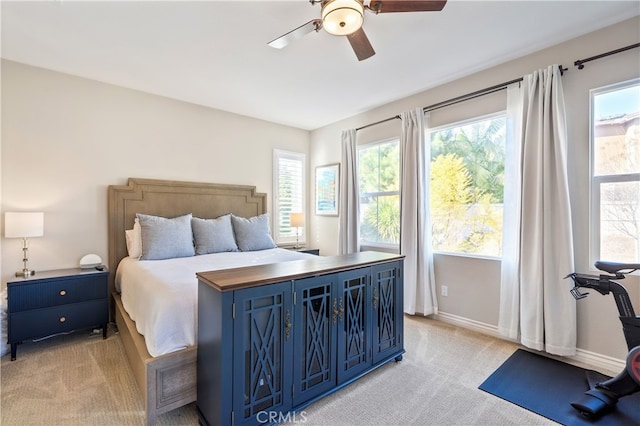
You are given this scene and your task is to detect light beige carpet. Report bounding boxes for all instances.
[1,316,559,425]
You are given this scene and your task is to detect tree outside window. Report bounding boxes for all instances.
[429,114,506,257]
[359,140,400,246]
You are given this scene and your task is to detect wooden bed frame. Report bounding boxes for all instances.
[107,178,268,426]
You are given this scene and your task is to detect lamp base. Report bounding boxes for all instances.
[15,269,35,278]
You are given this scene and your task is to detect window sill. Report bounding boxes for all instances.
[359,243,399,254]
[433,250,501,262]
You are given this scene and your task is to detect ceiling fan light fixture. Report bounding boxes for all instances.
[321,0,364,36]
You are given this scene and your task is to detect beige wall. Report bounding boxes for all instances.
[1,60,310,284]
[310,17,640,360]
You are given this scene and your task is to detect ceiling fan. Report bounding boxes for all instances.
[267,0,447,61]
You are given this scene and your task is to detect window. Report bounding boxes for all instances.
[590,79,640,263]
[429,113,506,257]
[358,139,400,247]
[273,150,305,246]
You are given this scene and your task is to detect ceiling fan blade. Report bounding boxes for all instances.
[268,19,321,49]
[346,27,375,61]
[368,0,447,13]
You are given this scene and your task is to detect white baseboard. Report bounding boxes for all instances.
[432,311,625,374]
[434,311,502,339]
[571,348,625,375]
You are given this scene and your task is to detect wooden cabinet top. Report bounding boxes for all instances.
[197,251,403,292]
[7,267,109,285]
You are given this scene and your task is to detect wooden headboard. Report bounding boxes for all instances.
[107,178,267,299]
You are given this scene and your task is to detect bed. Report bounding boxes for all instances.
[108,178,311,425]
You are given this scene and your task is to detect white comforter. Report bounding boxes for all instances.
[115,248,314,357]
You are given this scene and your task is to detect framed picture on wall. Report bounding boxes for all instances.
[315,163,340,216]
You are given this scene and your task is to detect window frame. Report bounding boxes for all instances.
[273,149,306,246]
[427,111,507,260]
[588,78,640,265]
[358,138,400,251]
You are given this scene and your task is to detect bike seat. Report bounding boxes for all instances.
[595,261,640,275]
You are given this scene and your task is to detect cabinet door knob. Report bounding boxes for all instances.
[59,290,67,296]
[59,316,66,323]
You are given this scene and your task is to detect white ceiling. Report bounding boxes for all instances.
[2,1,639,130]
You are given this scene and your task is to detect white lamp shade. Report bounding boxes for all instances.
[322,0,364,36]
[4,212,44,238]
[290,212,305,228]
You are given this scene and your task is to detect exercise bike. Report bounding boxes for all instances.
[565,261,640,419]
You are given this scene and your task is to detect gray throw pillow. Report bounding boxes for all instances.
[136,213,195,260]
[231,213,277,251]
[191,215,239,255]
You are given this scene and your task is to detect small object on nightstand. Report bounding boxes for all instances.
[79,253,102,269]
[6,267,109,361]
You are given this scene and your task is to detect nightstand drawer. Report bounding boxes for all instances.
[8,274,107,312]
[8,299,108,342]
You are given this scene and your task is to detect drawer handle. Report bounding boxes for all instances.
[59,316,66,323]
[59,290,67,296]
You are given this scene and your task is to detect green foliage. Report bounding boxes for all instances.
[361,195,400,244]
[429,154,472,250]
[430,153,502,256]
[430,117,505,203]
[359,141,399,193]
[428,116,505,256]
[358,116,505,255]
[430,153,473,206]
[359,142,400,244]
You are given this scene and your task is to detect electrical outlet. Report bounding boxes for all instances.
[441,285,448,297]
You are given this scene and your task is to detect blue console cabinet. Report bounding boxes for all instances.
[196,252,404,426]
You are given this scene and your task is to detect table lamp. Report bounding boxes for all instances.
[289,212,304,249]
[4,212,44,277]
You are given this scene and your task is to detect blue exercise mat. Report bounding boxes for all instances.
[479,349,640,425]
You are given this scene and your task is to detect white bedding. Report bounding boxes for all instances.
[115,248,314,357]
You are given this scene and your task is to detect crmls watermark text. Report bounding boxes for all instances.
[256,410,308,424]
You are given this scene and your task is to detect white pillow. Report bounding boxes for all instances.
[125,218,142,259]
[231,213,277,251]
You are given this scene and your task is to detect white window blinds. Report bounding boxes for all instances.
[273,150,306,245]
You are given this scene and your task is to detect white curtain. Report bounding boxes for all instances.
[498,65,576,356]
[338,129,360,254]
[400,108,437,316]
[498,83,524,340]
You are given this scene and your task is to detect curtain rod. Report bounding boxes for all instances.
[574,43,640,70]
[356,42,638,132]
[355,76,523,132]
